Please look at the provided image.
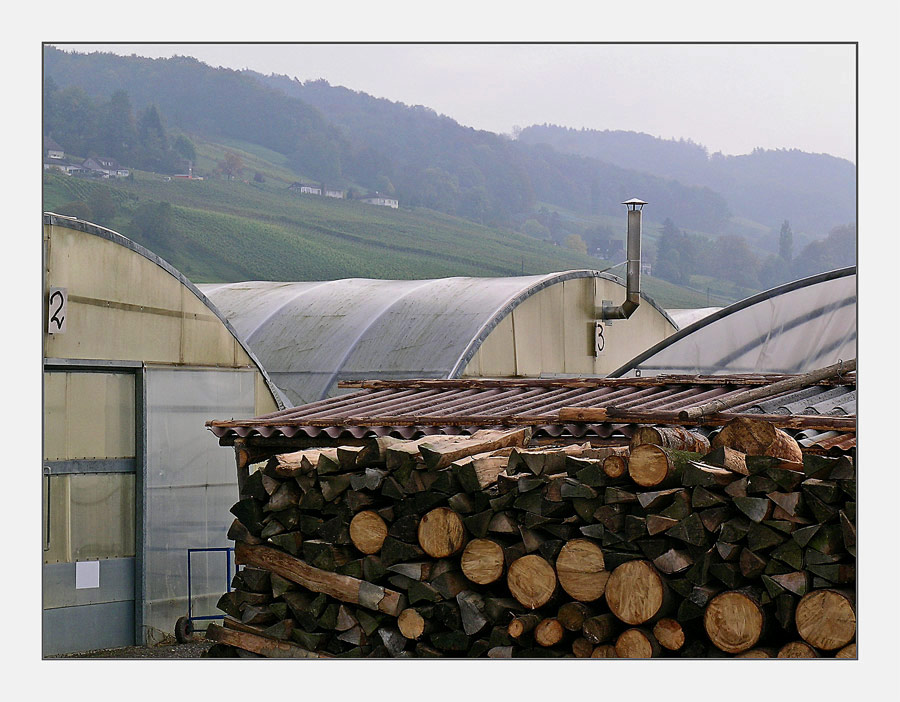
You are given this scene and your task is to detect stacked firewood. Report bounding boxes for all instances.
[205,419,856,659]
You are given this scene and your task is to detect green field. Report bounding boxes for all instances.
[42,139,742,309]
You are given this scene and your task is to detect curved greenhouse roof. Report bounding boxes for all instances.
[201,271,677,406]
[611,267,856,377]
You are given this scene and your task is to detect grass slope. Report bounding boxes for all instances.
[42,152,727,309]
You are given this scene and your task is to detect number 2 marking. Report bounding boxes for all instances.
[49,289,66,332]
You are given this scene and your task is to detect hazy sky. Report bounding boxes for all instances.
[54,43,856,162]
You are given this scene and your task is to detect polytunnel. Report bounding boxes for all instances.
[610,267,856,377]
[42,213,284,655]
[200,271,678,407]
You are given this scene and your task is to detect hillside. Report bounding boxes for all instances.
[42,156,726,308]
[42,46,853,302]
[517,124,856,238]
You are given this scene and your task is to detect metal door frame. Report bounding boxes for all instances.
[43,357,147,648]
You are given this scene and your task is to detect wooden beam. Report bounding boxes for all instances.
[557,407,856,432]
[677,359,856,421]
[336,374,855,390]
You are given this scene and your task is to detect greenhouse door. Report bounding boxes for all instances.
[42,366,139,656]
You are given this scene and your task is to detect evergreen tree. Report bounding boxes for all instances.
[779,220,793,263]
[100,90,138,162]
[654,218,686,284]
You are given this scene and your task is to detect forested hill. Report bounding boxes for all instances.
[254,73,731,232]
[517,124,856,235]
[43,47,729,233]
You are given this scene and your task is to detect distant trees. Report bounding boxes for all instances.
[522,218,551,240]
[126,201,178,257]
[792,224,856,279]
[87,188,117,227]
[564,234,588,255]
[217,151,244,179]
[654,218,691,285]
[173,134,197,163]
[56,200,93,220]
[43,79,190,174]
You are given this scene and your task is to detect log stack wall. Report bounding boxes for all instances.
[205,420,856,659]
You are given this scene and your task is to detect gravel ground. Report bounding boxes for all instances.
[48,636,214,659]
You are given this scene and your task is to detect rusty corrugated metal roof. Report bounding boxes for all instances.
[207,374,856,451]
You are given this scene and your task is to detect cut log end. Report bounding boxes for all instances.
[602,455,628,479]
[507,554,557,609]
[460,538,505,585]
[591,644,618,658]
[605,560,667,625]
[397,608,426,640]
[534,618,564,647]
[555,539,608,602]
[652,618,685,651]
[417,507,467,558]
[777,641,819,658]
[704,591,765,654]
[615,628,660,658]
[795,589,856,651]
[349,510,388,555]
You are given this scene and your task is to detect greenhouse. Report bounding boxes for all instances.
[610,267,856,377]
[42,213,284,655]
[201,270,678,407]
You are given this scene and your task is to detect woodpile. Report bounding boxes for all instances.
[205,418,856,659]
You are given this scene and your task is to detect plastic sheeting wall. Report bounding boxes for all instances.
[613,270,856,376]
[142,367,256,642]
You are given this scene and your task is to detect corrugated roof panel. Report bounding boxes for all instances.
[208,375,855,452]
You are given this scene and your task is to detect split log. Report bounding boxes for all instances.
[795,589,856,651]
[555,539,609,602]
[615,628,661,658]
[417,507,467,558]
[205,622,327,659]
[507,554,558,609]
[703,590,766,654]
[460,538,505,585]
[452,454,509,493]
[349,510,388,555]
[710,418,803,463]
[703,446,749,476]
[235,542,406,616]
[605,560,669,625]
[457,590,489,636]
[630,426,710,453]
[418,428,531,470]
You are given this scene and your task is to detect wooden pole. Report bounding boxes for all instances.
[678,359,856,421]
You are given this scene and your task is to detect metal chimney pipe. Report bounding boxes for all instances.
[601,198,645,320]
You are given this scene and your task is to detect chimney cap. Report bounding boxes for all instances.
[622,198,647,210]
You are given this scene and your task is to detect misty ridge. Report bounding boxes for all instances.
[42,46,855,293]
